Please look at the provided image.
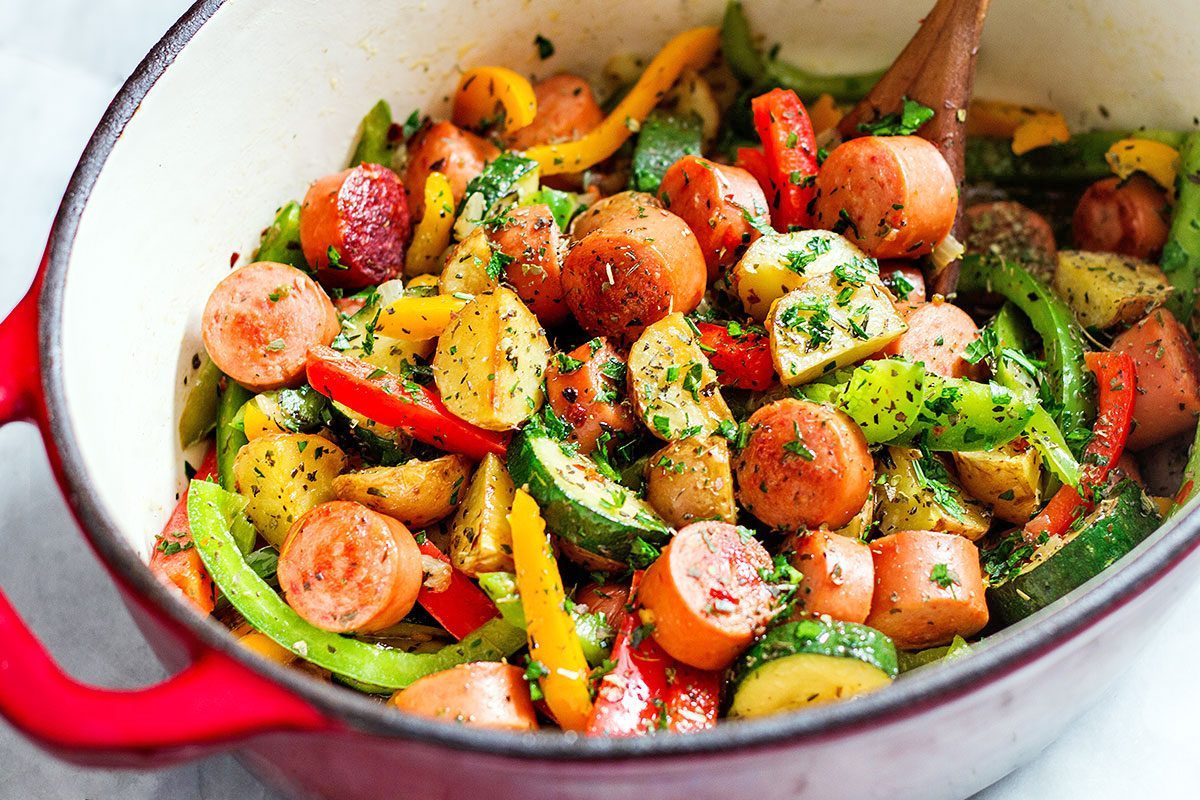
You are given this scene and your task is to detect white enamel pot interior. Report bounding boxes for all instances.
[38,0,1200,798]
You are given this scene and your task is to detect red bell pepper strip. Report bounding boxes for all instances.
[751,88,819,231]
[1025,351,1136,540]
[586,573,721,736]
[415,540,500,640]
[695,321,776,391]
[306,345,509,460]
[735,146,771,192]
[149,448,218,614]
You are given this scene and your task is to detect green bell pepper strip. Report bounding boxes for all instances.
[254,201,308,270]
[1161,132,1200,327]
[1171,422,1200,517]
[959,254,1095,455]
[720,1,883,100]
[249,385,329,433]
[347,99,396,168]
[965,129,1187,185]
[215,379,253,492]
[897,635,972,674]
[522,187,587,232]
[178,356,222,448]
[477,571,614,667]
[188,480,527,689]
[797,359,926,444]
[988,303,1081,488]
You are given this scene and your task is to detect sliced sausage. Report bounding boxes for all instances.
[639,521,775,670]
[277,500,423,634]
[783,530,874,624]
[487,204,568,326]
[390,662,539,731]
[506,74,604,150]
[1073,175,1170,261]
[561,202,707,345]
[864,529,989,650]
[300,163,412,289]
[657,155,770,280]
[813,135,958,259]
[568,191,662,240]
[878,260,927,305]
[403,121,500,217]
[575,582,631,632]
[544,337,637,453]
[1112,308,1200,450]
[964,201,1058,273]
[875,299,984,379]
[735,399,874,531]
[202,261,340,392]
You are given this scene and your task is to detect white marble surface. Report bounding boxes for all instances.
[2,2,1200,798]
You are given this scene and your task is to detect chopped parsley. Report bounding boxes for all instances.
[326,245,350,270]
[554,352,585,374]
[523,659,549,702]
[485,249,514,282]
[401,109,422,139]
[856,97,935,136]
[930,563,960,590]
[964,326,999,365]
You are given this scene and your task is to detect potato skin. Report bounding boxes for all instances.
[734,399,873,531]
[233,433,347,547]
[645,436,737,528]
[448,453,516,577]
[333,455,473,529]
[1052,249,1172,330]
[951,439,1042,524]
[432,287,551,430]
[875,447,991,540]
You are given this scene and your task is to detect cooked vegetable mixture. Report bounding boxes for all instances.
[155,2,1200,734]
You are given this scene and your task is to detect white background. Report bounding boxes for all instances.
[2,1,1200,797]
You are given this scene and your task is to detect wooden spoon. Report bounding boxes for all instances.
[838,0,992,296]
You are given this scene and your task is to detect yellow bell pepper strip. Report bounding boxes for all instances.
[525,26,720,176]
[237,629,298,666]
[508,489,592,730]
[406,273,440,291]
[1105,137,1180,193]
[807,93,843,136]
[404,172,455,276]
[967,99,1070,155]
[374,295,467,341]
[241,398,284,440]
[453,67,538,133]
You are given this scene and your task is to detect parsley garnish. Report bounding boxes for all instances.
[523,659,549,702]
[485,250,514,282]
[782,421,815,460]
[964,327,999,365]
[265,338,286,352]
[554,352,585,374]
[326,246,349,270]
[930,563,959,589]
[857,97,935,136]
[401,109,422,139]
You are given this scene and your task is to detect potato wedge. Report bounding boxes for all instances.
[439,227,498,298]
[433,286,551,430]
[333,455,473,529]
[1053,250,1172,330]
[952,440,1042,524]
[233,433,347,547]
[768,272,907,386]
[875,447,991,541]
[733,230,873,320]
[448,453,516,576]
[627,312,733,441]
[645,436,737,527]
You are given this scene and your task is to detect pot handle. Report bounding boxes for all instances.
[0,277,329,765]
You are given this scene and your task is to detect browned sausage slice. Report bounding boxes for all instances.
[487,204,568,326]
[202,261,340,392]
[876,299,984,379]
[561,198,707,345]
[735,399,874,531]
[657,155,770,280]
[1112,308,1200,449]
[783,530,875,624]
[1073,175,1170,261]
[544,337,636,453]
[404,121,500,217]
[813,135,958,259]
[300,163,412,289]
[964,200,1057,273]
[506,74,604,150]
[639,521,775,670]
[390,662,539,731]
[277,500,423,634]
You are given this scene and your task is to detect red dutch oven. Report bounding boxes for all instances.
[3,1,1200,797]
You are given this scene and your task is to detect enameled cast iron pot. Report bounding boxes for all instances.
[3,1,1200,797]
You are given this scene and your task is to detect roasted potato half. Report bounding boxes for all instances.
[875,447,991,541]
[333,455,473,529]
[733,230,873,320]
[952,440,1042,525]
[628,312,733,441]
[1053,250,1172,330]
[433,286,551,430]
[645,435,737,527]
[233,433,348,547]
[448,453,517,577]
[439,227,498,298]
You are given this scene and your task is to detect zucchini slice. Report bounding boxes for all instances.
[985,481,1161,625]
[329,400,411,466]
[729,619,898,718]
[507,430,671,563]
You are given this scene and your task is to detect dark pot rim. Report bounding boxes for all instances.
[36,0,1200,761]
